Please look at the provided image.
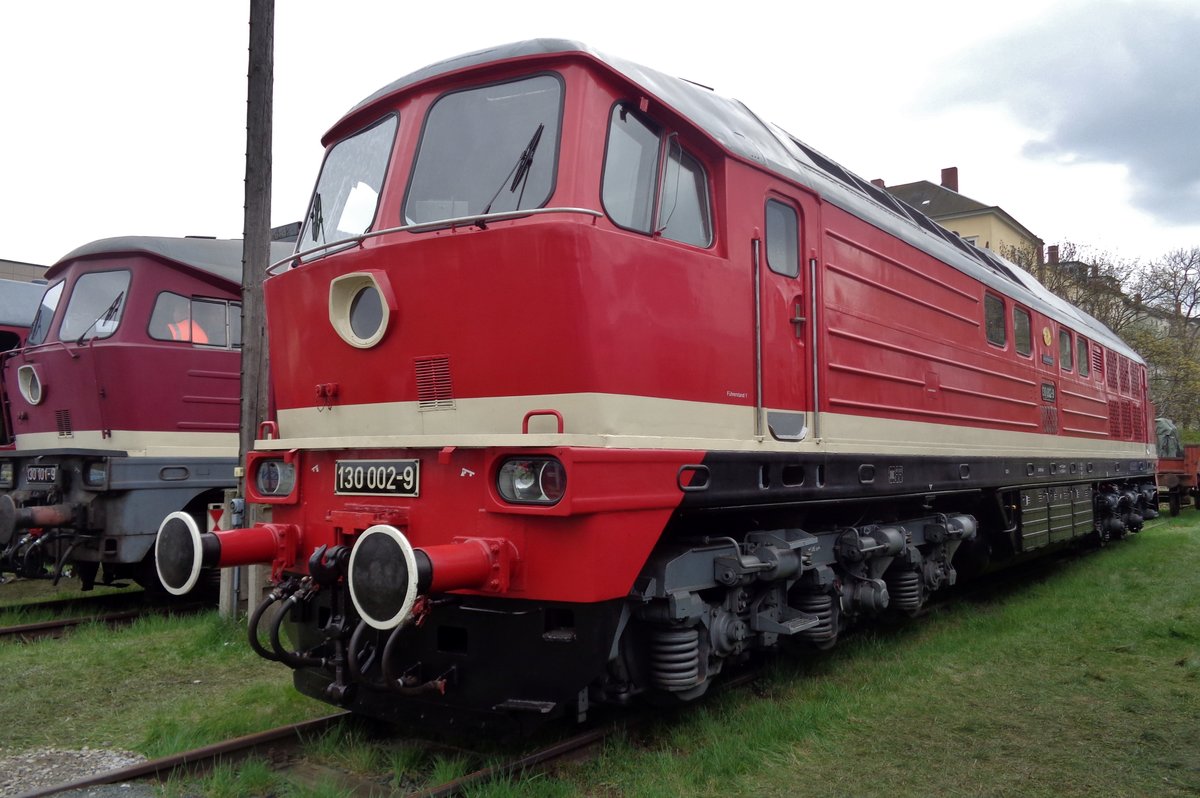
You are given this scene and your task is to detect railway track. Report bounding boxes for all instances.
[0,598,208,643]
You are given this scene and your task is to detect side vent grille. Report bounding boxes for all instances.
[1091,345,1104,378]
[1108,402,1122,438]
[55,409,73,438]
[1040,406,1059,435]
[1106,350,1119,390]
[415,357,455,410]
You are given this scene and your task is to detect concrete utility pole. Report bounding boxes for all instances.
[226,0,274,617]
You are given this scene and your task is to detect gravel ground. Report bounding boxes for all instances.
[0,747,155,798]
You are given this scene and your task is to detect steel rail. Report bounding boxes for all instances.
[0,604,207,643]
[12,713,350,798]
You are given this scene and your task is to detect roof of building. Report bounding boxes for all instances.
[886,180,1042,244]
[0,278,45,327]
[338,38,1138,362]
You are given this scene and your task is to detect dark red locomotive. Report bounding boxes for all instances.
[157,41,1157,729]
[1,237,288,588]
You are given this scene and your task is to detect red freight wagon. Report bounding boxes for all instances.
[157,41,1158,730]
[0,237,289,588]
[1155,417,1198,515]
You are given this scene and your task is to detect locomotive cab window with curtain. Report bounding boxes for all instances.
[1077,336,1090,377]
[984,294,1005,347]
[602,102,712,247]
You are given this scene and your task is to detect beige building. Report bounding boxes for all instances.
[1,258,48,283]
[879,167,1045,266]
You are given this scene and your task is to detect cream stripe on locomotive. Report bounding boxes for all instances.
[264,393,1154,460]
[16,429,239,457]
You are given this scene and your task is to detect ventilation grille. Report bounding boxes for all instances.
[1106,350,1119,390]
[1040,405,1059,435]
[414,357,454,410]
[1091,345,1104,378]
[55,409,73,438]
[1108,402,1122,438]
[1119,356,1131,394]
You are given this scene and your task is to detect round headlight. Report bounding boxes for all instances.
[497,458,566,505]
[329,272,392,349]
[255,459,296,497]
[17,365,44,405]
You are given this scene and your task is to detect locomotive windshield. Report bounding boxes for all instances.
[59,270,131,343]
[299,115,398,251]
[404,74,562,225]
[26,281,63,346]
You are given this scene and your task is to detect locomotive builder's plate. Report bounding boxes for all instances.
[26,464,58,484]
[334,459,419,496]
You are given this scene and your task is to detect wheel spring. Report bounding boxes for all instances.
[795,592,836,643]
[650,627,701,690]
[886,569,922,612]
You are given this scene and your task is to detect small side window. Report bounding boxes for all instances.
[658,141,712,247]
[1013,307,1032,356]
[765,200,799,277]
[985,294,1006,347]
[150,292,238,348]
[1060,329,1073,371]
[1077,337,1089,377]
[602,105,660,234]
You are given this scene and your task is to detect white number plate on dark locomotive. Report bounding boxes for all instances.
[26,465,58,484]
[334,460,419,496]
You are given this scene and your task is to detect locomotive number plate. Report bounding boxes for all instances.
[334,459,419,496]
[26,464,58,484]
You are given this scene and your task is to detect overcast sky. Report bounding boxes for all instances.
[2,0,1197,269]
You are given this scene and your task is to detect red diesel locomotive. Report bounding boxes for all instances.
[0,237,289,588]
[156,40,1157,729]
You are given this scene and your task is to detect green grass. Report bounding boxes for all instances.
[3,518,1197,797]
[0,609,329,754]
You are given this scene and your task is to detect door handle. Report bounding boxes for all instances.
[791,302,806,337]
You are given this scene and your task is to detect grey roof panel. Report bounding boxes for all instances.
[0,279,45,327]
[50,237,295,284]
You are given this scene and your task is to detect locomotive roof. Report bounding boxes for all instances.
[0,279,45,327]
[348,39,1140,363]
[48,237,294,285]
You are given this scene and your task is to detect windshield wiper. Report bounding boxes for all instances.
[482,123,545,215]
[309,192,326,243]
[75,291,125,345]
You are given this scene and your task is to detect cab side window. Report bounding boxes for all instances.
[602,103,712,247]
[150,292,241,348]
[1060,329,1074,371]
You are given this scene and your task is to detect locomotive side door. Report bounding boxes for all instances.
[757,191,819,441]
